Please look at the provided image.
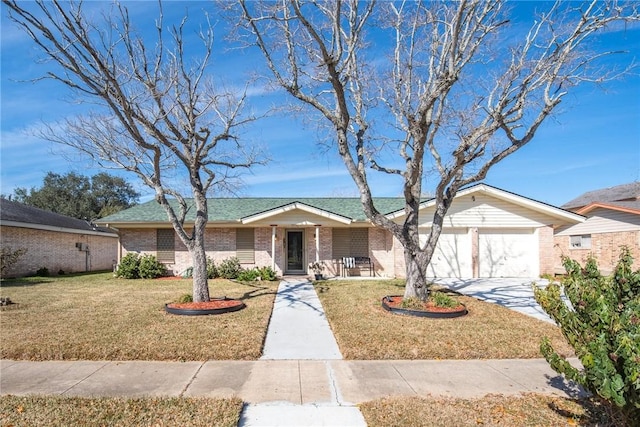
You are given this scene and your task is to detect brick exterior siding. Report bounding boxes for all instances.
[554,230,640,275]
[538,225,555,276]
[1,225,118,278]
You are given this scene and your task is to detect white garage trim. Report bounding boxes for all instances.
[420,228,473,278]
[478,228,538,277]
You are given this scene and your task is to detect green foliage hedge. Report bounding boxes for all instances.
[534,247,640,425]
[115,253,166,279]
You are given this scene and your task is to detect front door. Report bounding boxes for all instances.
[286,230,305,274]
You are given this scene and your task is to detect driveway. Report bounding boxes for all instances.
[431,278,555,323]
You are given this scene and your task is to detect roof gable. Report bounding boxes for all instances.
[387,184,584,226]
[241,202,352,225]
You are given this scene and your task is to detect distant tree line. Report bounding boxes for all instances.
[8,172,139,220]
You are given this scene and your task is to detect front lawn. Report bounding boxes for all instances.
[0,273,278,361]
[0,395,242,427]
[360,394,621,427]
[315,280,574,359]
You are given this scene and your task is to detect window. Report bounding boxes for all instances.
[570,234,591,249]
[236,228,255,264]
[332,228,369,259]
[156,229,175,263]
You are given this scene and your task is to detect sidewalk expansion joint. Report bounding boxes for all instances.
[61,361,110,396]
[180,361,206,397]
[393,363,418,396]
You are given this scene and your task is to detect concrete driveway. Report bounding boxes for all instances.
[431,278,555,323]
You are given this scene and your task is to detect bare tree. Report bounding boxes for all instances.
[4,0,264,301]
[237,0,639,299]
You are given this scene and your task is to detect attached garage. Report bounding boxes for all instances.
[478,228,538,277]
[420,228,472,277]
[393,184,585,279]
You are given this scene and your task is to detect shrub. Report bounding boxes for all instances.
[115,253,140,279]
[207,257,219,279]
[35,267,50,277]
[533,247,640,425]
[237,268,261,282]
[177,293,193,303]
[400,296,424,310]
[430,291,459,308]
[257,266,277,281]
[0,247,27,276]
[138,254,167,279]
[217,257,242,280]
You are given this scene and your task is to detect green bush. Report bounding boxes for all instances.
[217,257,242,280]
[177,293,193,303]
[207,257,219,279]
[115,253,140,279]
[237,268,261,282]
[138,254,167,279]
[257,266,277,281]
[35,267,50,277]
[533,247,640,425]
[430,291,459,308]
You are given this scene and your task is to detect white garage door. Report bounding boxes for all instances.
[420,228,472,278]
[479,229,538,277]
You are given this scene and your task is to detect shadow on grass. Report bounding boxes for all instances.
[235,281,278,302]
[0,278,53,287]
[547,397,623,427]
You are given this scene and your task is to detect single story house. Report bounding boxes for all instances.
[0,198,119,277]
[97,184,584,278]
[554,182,640,274]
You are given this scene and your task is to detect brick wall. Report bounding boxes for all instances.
[538,225,555,276]
[1,225,117,277]
[554,230,640,275]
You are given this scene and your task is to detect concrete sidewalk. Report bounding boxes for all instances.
[0,358,585,403]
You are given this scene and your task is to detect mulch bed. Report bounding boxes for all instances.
[383,296,465,313]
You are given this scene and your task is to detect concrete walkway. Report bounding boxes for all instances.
[433,277,555,323]
[0,277,585,426]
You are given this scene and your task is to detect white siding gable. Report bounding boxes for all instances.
[413,193,554,228]
[556,208,640,236]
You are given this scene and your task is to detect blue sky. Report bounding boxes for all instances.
[1,1,639,207]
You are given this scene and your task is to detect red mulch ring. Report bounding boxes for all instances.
[384,296,465,313]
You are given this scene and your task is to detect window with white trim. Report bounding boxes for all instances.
[570,234,591,249]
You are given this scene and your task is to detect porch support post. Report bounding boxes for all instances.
[270,225,277,270]
[315,225,321,263]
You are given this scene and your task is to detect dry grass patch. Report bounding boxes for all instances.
[0,273,278,361]
[0,395,242,427]
[315,280,573,359]
[360,394,622,427]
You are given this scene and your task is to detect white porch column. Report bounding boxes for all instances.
[315,225,321,262]
[271,225,277,270]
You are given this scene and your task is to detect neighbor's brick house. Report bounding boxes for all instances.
[554,182,640,274]
[0,199,118,277]
[98,184,582,279]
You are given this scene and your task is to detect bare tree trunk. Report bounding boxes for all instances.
[190,237,210,302]
[403,249,430,300]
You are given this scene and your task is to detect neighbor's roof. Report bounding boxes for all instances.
[98,197,407,225]
[562,182,640,210]
[0,198,117,235]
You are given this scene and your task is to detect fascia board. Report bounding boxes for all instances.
[1,220,118,237]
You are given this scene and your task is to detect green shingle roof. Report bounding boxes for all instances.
[98,197,406,224]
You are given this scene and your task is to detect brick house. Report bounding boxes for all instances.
[97,184,583,278]
[554,182,640,274]
[0,198,118,277]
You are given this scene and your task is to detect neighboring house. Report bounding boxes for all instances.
[97,184,583,279]
[554,182,640,274]
[0,198,119,277]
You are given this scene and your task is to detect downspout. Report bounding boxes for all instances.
[315,225,320,263]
